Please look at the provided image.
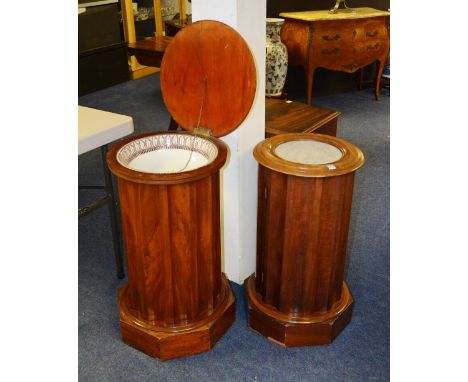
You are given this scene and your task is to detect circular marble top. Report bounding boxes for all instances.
[275,139,343,165]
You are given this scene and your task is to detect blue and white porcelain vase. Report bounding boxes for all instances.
[265,18,288,97]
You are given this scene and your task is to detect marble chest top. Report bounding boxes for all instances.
[279,7,390,22]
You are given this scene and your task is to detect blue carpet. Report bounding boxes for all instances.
[79,74,389,381]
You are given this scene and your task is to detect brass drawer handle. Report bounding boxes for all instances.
[366,30,379,37]
[367,42,381,50]
[321,48,340,55]
[322,34,341,41]
[343,63,358,70]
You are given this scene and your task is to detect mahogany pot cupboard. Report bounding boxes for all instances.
[246,133,365,346]
[107,20,256,360]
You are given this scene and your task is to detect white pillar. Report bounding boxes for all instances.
[192,0,266,284]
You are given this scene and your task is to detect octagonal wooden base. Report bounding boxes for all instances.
[118,276,236,361]
[246,275,354,347]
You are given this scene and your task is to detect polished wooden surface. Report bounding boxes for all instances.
[120,276,235,360]
[265,98,340,137]
[107,132,235,360]
[107,132,228,185]
[247,133,364,346]
[127,36,173,68]
[247,277,354,347]
[254,133,364,178]
[129,65,160,80]
[280,8,390,104]
[117,173,225,327]
[160,20,257,137]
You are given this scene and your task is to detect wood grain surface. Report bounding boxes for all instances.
[253,133,364,178]
[247,134,364,346]
[127,36,173,67]
[280,12,390,103]
[265,98,340,137]
[107,131,235,359]
[160,20,257,137]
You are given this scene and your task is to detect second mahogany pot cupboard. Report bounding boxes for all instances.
[247,133,364,346]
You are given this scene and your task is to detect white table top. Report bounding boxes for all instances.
[78,106,134,155]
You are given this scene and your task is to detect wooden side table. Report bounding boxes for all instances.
[126,35,173,68]
[265,98,340,137]
[280,7,390,104]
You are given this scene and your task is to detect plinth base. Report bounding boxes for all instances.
[118,275,236,360]
[246,275,353,347]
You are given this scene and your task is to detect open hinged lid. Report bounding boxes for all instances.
[160,20,257,138]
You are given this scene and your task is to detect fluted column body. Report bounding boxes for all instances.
[118,173,224,328]
[255,166,355,317]
[247,132,364,346]
[107,131,235,360]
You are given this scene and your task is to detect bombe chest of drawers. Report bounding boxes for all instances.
[280,7,390,104]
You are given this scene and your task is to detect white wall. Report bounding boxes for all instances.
[192,0,266,284]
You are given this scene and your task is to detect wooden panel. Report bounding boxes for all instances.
[360,17,388,38]
[119,276,235,360]
[127,36,173,68]
[168,182,199,323]
[160,20,256,137]
[150,184,174,324]
[265,97,340,137]
[117,174,225,328]
[277,175,319,315]
[280,20,309,66]
[255,167,266,295]
[247,276,354,346]
[260,167,288,307]
[257,170,356,317]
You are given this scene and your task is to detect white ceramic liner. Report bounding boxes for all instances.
[116,133,218,174]
[275,139,343,165]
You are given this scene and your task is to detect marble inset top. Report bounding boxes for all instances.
[275,140,343,165]
[279,7,390,22]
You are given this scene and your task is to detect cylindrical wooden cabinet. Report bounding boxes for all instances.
[246,133,365,347]
[107,20,257,360]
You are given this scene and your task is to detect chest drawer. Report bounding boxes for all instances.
[355,18,388,41]
[361,39,385,53]
[311,18,388,45]
[311,20,356,47]
[356,39,387,61]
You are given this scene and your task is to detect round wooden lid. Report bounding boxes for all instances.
[160,20,257,137]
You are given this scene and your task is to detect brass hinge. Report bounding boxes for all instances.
[193,127,212,137]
